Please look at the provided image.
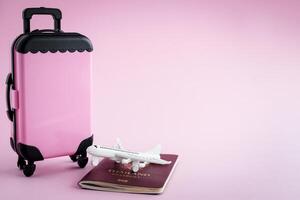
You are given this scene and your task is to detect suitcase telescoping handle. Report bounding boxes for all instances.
[23,7,62,33]
[6,73,14,122]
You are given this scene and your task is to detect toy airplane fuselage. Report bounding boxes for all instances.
[86,140,171,172]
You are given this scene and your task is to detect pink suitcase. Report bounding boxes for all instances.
[6,7,93,177]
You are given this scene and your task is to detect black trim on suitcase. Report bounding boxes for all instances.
[74,135,94,156]
[15,32,93,54]
[70,135,93,168]
[17,143,44,161]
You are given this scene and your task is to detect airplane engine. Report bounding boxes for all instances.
[91,156,100,166]
[132,161,140,172]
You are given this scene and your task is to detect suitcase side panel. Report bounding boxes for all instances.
[14,51,92,158]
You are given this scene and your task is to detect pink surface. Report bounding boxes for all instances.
[14,51,92,158]
[1,0,300,199]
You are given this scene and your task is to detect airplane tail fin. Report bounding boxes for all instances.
[113,138,124,150]
[146,144,162,155]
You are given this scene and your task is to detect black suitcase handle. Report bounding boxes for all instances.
[23,7,62,33]
[6,73,14,122]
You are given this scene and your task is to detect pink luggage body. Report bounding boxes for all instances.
[6,7,93,176]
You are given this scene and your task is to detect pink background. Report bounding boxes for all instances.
[1,0,300,199]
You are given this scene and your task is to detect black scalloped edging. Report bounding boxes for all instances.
[24,48,93,54]
[14,32,93,54]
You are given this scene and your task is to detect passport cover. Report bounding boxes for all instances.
[78,154,178,194]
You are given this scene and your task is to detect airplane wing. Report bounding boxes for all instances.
[115,152,140,161]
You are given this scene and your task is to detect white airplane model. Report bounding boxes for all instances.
[86,139,171,172]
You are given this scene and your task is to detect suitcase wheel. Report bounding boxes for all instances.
[77,156,88,168]
[70,152,89,168]
[17,156,36,177]
[17,156,26,170]
[69,155,78,162]
[23,162,36,177]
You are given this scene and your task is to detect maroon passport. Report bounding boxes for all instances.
[78,154,178,194]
